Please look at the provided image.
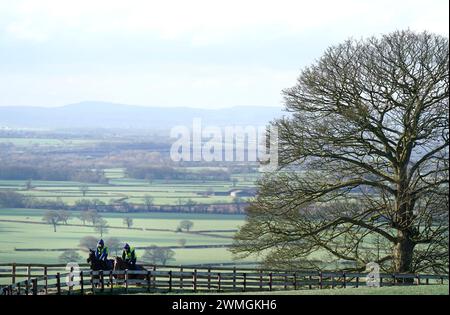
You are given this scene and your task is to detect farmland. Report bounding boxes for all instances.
[0,208,250,266]
[0,133,263,274]
[0,167,258,206]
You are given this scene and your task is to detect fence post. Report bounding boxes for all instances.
[25,280,29,295]
[68,266,74,295]
[309,275,312,290]
[258,270,263,290]
[294,273,297,290]
[32,278,38,295]
[80,271,84,295]
[284,275,288,290]
[193,269,197,293]
[12,263,16,284]
[180,267,184,290]
[343,273,346,288]
[27,265,31,286]
[269,273,273,291]
[56,272,61,295]
[207,268,211,291]
[319,272,323,289]
[243,273,247,292]
[109,270,113,293]
[147,270,151,293]
[17,282,21,295]
[441,277,444,285]
[218,273,221,292]
[416,274,420,286]
[44,266,48,294]
[153,266,157,289]
[90,270,95,294]
[125,269,128,293]
[356,276,359,288]
[100,270,104,292]
[232,267,237,291]
[168,270,173,292]
[331,275,335,289]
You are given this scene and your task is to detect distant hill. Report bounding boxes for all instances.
[0,102,283,130]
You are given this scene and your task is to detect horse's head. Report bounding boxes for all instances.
[87,249,95,264]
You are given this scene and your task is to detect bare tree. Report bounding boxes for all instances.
[106,237,122,256]
[232,30,449,274]
[79,236,98,251]
[42,211,60,232]
[57,210,71,225]
[79,185,89,197]
[59,250,82,263]
[94,218,109,238]
[179,220,194,232]
[142,246,175,265]
[79,211,90,225]
[143,195,154,211]
[123,216,133,229]
[177,239,187,248]
[86,210,101,225]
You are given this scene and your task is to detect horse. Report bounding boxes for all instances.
[113,256,147,282]
[87,249,114,286]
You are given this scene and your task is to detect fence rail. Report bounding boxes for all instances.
[1,263,448,295]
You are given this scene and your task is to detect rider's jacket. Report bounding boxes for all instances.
[95,246,109,261]
[122,247,137,263]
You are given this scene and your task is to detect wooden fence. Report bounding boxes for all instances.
[0,263,448,295]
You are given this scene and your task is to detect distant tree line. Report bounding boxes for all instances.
[0,191,247,214]
[126,166,231,181]
[0,165,107,183]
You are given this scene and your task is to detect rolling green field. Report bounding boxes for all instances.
[0,208,249,266]
[0,167,258,206]
[206,285,450,295]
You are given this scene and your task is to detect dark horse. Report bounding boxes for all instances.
[113,257,147,282]
[87,249,114,271]
[87,249,114,285]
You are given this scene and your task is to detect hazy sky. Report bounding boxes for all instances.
[0,0,448,108]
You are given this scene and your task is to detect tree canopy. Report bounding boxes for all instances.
[232,30,449,274]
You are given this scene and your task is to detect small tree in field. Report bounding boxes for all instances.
[57,210,71,225]
[106,237,122,256]
[143,195,154,211]
[123,217,133,229]
[94,218,109,237]
[79,211,90,225]
[86,210,101,225]
[178,220,194,232]
[43,211,60,232]
[59,250,82,263]
[79,185,89,197]
[79,236,98,251]
[177,239,187,248]
[143,246,175,265]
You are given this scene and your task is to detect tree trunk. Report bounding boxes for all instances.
[393,231,415,273]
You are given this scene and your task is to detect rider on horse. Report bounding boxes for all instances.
[122,243,137,269]
[95,239,109,263]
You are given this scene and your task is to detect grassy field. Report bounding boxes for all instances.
[0,208,248,266]
[226,285,450,295]
[0,167,257,206]
[101,285,449,295]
